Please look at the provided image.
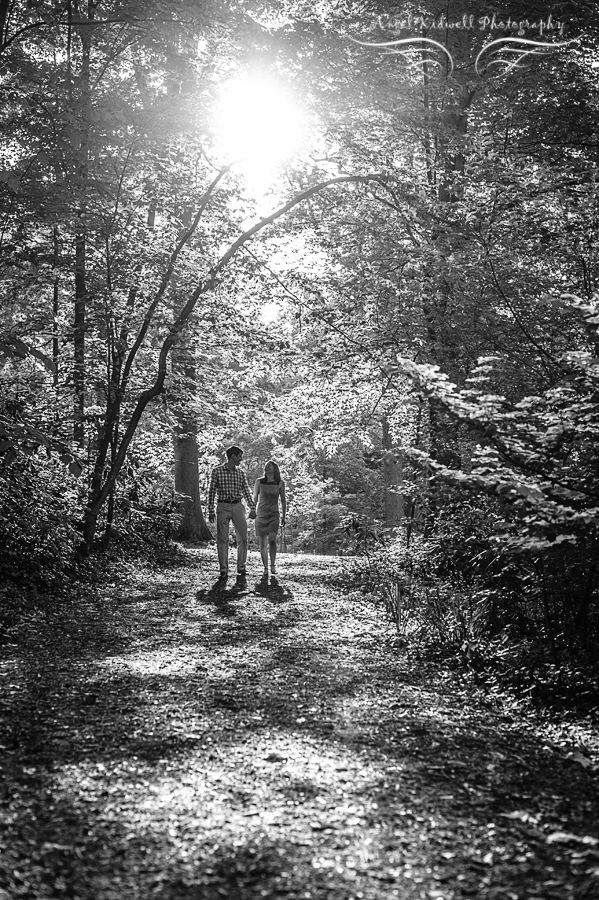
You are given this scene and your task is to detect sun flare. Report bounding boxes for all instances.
[212,73,305,194]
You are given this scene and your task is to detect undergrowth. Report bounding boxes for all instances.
[331,532,599,722]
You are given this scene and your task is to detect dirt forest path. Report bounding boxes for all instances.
[1,549,598,900]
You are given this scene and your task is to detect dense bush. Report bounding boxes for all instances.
[0,436,180,599]
[0,454,81,592]
[368,294,599,661]
[334,293,599,711]
[335,519,599,719]
[335,471,598,678]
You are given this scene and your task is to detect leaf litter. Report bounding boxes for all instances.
[0,547,598,900]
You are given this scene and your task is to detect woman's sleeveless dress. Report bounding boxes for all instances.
[255,481,281,536]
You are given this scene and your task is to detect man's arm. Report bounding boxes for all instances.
[207,469,218,521]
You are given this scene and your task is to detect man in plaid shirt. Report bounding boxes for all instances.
[208,445,256,579]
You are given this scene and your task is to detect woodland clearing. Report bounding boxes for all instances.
[1,548,598,900]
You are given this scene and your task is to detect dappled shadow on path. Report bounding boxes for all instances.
[252,574,294,604]
[195,577,242,618]
[1,552,598,900]
[195,574,294,614]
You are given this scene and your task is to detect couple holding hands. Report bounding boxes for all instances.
[207,446,286,580]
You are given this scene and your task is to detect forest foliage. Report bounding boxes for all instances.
[1,0,598,679]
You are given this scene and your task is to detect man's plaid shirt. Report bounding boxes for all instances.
[207,463,255,516]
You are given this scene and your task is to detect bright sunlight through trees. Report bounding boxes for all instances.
[211,72,306,197]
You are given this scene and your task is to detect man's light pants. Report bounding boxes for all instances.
[216,501,248,573]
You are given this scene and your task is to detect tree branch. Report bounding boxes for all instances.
[91,173,387,513]
[119,164,232,397]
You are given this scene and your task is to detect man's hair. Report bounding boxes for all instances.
[226,445,243,459]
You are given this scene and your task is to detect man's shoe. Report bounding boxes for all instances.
[237,568,246,576]
[218,570,227,579]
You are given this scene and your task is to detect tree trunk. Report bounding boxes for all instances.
[53,225,60,391]
[73,227,86,445]
[171,293,212,542]
[0,0,10,49]
[71,3,93,447]
[406,396,424,548]
[382,415,404,529]
[174,430,212,541]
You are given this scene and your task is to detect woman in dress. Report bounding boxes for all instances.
[253,460,286,576]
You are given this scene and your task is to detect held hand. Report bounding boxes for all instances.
[281,517,286,527]
[209,513,215,523]
[249,509,257,519]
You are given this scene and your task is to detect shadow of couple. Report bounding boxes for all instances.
[196,573,293,609]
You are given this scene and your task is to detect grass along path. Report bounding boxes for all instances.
[1,549,598,900]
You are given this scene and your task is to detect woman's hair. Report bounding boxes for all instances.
[261,459,281,483]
